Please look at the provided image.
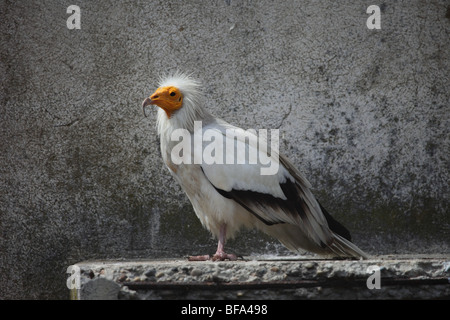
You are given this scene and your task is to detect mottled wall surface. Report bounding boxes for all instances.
[0,0,448,299]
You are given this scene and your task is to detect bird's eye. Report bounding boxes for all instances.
[170,92,176,97]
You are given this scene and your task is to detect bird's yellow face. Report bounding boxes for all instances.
[142,86,183,118]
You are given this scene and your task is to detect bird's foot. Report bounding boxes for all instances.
[187,252,237,261]
[212,251,237,261]
[187,255,210,261]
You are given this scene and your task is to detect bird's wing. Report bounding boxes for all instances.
[196,120,334,248]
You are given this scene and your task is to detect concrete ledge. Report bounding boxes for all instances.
[72,255,450,300]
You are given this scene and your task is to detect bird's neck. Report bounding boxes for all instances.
[156,101,213,136]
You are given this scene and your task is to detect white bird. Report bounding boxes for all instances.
[142,72,368,261]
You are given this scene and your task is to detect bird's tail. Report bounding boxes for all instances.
[260,222,368,259]
[328,233,369,259]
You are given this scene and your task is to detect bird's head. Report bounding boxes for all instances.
[142,72,202,119]
[142,85,183,118]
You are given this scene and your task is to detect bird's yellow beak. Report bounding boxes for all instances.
[142,86,183,118]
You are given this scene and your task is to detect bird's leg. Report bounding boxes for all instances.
[187,224,237,261]
[212,224,237,261]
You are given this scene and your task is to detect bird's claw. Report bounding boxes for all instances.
[187,252,238,261]
[187,254,211,261]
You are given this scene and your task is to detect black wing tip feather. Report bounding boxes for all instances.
[319,203,352,242]
[214,187,284,226]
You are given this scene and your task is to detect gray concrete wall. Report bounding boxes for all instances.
[0,0,448,299]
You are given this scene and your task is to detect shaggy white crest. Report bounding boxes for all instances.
[156,72,210,135]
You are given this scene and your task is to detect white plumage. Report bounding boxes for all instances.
[143,72,368,260]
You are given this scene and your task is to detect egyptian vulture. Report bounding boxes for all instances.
[142,72,367,261]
